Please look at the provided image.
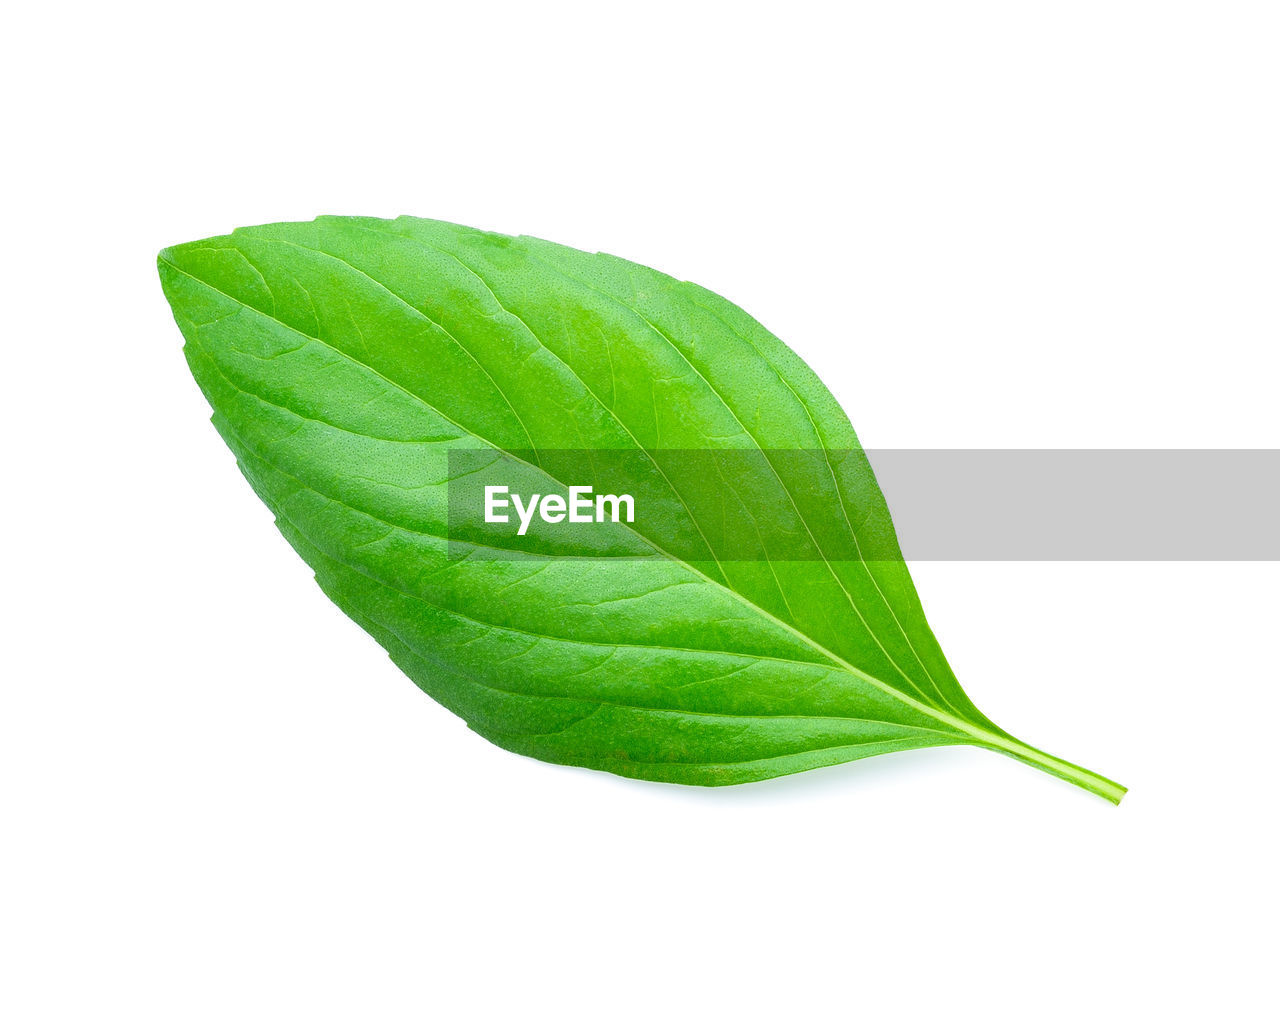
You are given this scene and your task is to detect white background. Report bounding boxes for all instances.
[3,3,1277,1006]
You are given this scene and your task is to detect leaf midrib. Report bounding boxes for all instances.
[163,251,990,745]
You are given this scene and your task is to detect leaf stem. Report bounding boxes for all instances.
[962,727,1127,804]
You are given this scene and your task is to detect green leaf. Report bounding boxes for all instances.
[157,215,1125,802]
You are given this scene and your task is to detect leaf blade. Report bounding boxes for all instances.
[158,217,1125,801]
